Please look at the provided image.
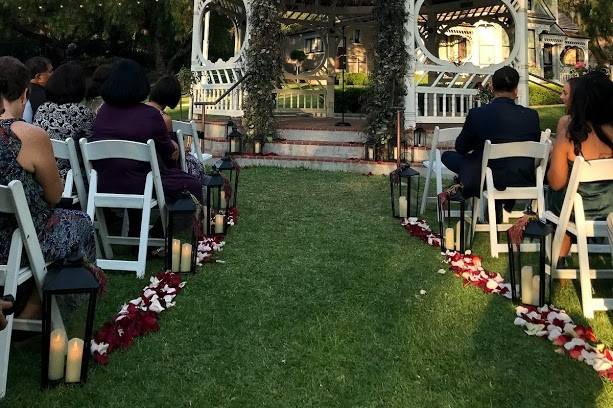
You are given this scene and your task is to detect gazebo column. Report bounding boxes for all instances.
[203,10,211,60]
[552,43,561,81]
[404,0,417,129]
[325,32,337,118]
[516,0,529,107]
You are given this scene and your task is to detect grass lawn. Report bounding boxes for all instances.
[534,105,565,133]
[4,167,613,407]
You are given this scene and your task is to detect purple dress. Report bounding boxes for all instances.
[91,103,202,201]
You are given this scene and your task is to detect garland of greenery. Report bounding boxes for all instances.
[365,0,409,153]
[242,0,283,141]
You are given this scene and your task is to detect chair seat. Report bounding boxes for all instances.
[483,186,538,200]
[94,193,158,210]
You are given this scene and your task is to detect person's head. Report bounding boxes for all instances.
[567,71,613,155]
[25,56,53,86]
[560,76,578,112]
[45,63,86,105]
[100,59,150,106]
[0,56,31,117]
[149,75,182,109]
[85,63,112,100]
[491,66,519,99]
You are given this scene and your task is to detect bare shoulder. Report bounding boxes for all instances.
[10,121,50,143]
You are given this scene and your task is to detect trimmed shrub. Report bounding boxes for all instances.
[335,87,368,113]
[529,83,562,106]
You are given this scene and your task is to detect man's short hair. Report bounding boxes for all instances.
[25,56,52,79]
[492,66,519,93]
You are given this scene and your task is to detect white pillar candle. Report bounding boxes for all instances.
[398,196,408,218]
[454,221,462,251]
[393,147,399,160]
[255,141,261,154]
[48,328,67,381]
[444,227,455,251]
[230,139,237,153]
[180,243,192,272]
[65,338,84,383]
[521,266,534,305]
[215,214,225,234]
[171,239,181,272]
[220,191,227,209]
[532,274,541,306]
[368,147,374,160]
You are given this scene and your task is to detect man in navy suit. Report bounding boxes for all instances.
[442,66,540,199]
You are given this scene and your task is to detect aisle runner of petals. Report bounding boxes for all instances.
[92,210,235,365]
[401,217,613,380]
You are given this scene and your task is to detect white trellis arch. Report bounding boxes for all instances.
[191,0,251,117]
[404,0,529,128]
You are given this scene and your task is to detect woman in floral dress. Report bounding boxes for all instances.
[0,56,100,318]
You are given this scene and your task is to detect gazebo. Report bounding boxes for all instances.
[190,0,586,128]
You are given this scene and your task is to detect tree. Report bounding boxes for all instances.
[559,0,613,65]
[0,0,193,74]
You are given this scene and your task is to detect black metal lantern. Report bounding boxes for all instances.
[507,220,554,306]
[389,165,420,219]
[226,121,243,155]
[437,190,472,253]
[203,171,227,236]
[411,127,428,163]
[41,265,99,388]
[253,134,265,155]
[388,140,407,162]
[165,196,198,274]
[214,156,240,210]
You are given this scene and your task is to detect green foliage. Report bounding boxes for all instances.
[334,87,368,114]
[289,49,306,63]
[0,0,193,73]
[365,0,409,146]
[559,0,613,64]
[176,67,200,96]
[242,0,284,141]
[529,83,562,106]
[534,105,565,132]
[342,72,369,86]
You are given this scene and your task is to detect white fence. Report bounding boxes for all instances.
[273,88,327,117]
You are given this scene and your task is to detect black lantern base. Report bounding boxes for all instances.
[390,165,420,219]
[437,189,473,253]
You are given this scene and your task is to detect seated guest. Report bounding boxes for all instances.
[560,76,578,114]
[0,57,101,319]
[34,63,95,180]
[146,75,207,182]
[91,59,202,202]
[24,56,53,116]
[441,66,541,199]
[547,72,613,258]
[84,63,112,114]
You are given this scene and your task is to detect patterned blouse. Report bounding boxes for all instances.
[33,102,95,142]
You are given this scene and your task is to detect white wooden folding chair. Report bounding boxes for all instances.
[0,181,64,398]
[51,138,88,211]
[540,129,552,144]
[547,157,613,318]
[472,140,552,258]
[419,126,463,215]
[608,213,613,259]
[79,139,167,278]
[172,120,213,172]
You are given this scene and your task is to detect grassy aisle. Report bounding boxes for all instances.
[4,167,612,407]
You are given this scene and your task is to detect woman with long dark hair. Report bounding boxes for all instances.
[547,72,613,257]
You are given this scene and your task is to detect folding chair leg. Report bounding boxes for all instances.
[420,167,432,215]
[95,208,113,259]
[471,197,481,247]
[487,197,499,258]
[136,197,153,279]
[578,233,595,318]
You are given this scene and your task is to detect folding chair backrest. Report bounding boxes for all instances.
[79,139,167,225]
[51,138,87,210]
[431,126,462,150]
[540,129,552,144]
[0,181,48,295]
[172,120,205,164]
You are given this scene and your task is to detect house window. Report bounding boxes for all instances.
[353,29,361,44]
[528,30,537,67]
[305,37,323,54]
[561,46,585,66]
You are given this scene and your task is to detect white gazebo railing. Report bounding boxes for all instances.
[274,88,327,117]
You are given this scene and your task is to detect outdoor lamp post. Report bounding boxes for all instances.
[507,220,554,306]
[389,165,420,219]
[203,171,227,236]
[214,156,240,210]
[437,190,471,253]
[165,195,198,274]
[41,265,99,388]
